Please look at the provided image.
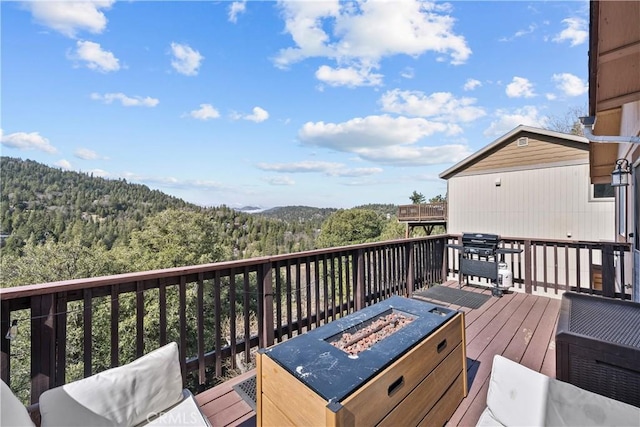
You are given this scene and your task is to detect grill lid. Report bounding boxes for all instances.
[461,232,500,248]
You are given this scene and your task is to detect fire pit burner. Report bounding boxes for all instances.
[327,309,415,355]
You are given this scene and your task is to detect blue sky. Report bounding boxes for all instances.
[1,0,590,209]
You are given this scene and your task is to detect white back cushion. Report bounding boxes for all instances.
[39,342,184,427]
[486,355,548,427]
[1,380,36,427]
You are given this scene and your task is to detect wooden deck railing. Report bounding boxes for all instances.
[397,202,447,221]
[0,234,631,406]
[0,236,446,404]
[445,236,632,298]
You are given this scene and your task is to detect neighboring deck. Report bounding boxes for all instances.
[195,281,561,426]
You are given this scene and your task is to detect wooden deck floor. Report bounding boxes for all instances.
[195,281,561,426]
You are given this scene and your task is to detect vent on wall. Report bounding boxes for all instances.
[517,137,529,147]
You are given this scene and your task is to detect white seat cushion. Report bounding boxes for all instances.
[485,355,548,427]
[1,379,36,427]
[40,342,184,427]
[484,355,640,427]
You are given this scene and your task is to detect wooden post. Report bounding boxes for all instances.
[524,240,532,294]
[260,262,275,348]
[602,243,616,298]
[1,300,10,385]
[30,294,55,404]
[441,238,448,284]
[405,241,415,298]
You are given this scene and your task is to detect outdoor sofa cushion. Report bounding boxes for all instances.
[477,355,640,426]
[39,342,184,426]
[1,379,36,427]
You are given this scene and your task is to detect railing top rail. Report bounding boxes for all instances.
[0,235,446,300]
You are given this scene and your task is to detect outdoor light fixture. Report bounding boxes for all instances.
[611,159,630,187]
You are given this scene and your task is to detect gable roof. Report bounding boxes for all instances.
[439,125,588,180]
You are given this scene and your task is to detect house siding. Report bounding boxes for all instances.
[464,136,588,174]
[447,163,614,241]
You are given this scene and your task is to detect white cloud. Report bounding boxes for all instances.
[25,0,114,38]
[483,106,549,137]
[170,42,203,76]
[188,104,220,120]
[69,40,120,72]
[506,76,536,98]
[91,92,159,107]
[228,1,246,23]
[463,78,481,91]
[258,161,343,173]
[499,24,537,42]
[0,130,57,154]
[315,65,383,87]
[232,107,269,122]
[245,107,269,123]
[353,144,470,166]
[379,89,486,123]
[74,148,107,160]
[123,172,225,191]
[552,73,588,97]
[55,159,72,170]
[275,0,471,87]
[264,176,295,186]
[553,18,587,46]
[546,93,557,101]
[298,115,469,166]
[257,161,382,177]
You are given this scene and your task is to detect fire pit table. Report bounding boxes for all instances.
[257,296,467,426]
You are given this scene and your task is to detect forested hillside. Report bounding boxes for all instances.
[1,157,410,288]
[0,157,322,286]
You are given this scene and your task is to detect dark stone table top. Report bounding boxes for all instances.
[262,295,457,403]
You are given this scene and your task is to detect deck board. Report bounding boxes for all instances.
[195,283,561,427]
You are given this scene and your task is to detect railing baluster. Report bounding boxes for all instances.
[243,268,251,364]
[543,243,548,292]
[295,262,302,335]
[284,261,292,339]
[338,253,344,317]
[275,262,283,341]
[179,276,187,386]
[135,281,145,358]
[55,292,67,386]
[565,244,570,291]
[322,256,329,324]
[214,271,222,377]
[229,269,237,369]
[197,272,205,384]
[158,280,166,346]
[305,257,312,330]
[314,256,320,327]
[588,247,594,293]
[83,289,92,378]
[110,286,119,368]
[329,256,336,322]
[554,244,559,294]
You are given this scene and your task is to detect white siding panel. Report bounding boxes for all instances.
[448,164,615,241]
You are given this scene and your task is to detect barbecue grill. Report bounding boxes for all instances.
[447,233,522,296]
